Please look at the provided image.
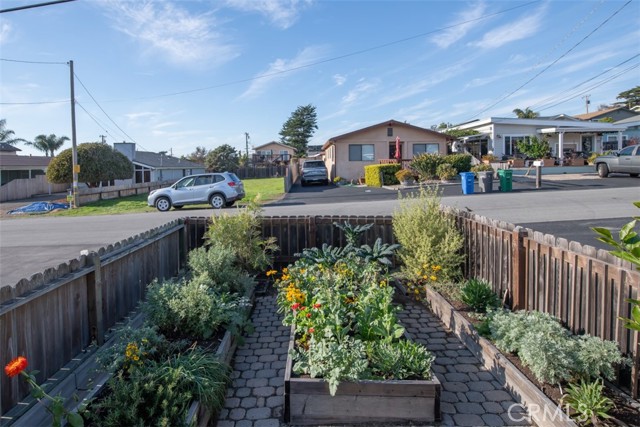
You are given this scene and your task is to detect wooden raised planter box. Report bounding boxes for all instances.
[283,327,441,425]
[423,286,577,427]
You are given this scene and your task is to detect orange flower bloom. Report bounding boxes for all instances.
[5,356,27,378]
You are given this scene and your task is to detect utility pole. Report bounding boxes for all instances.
[69,60,79,208]
[99,134,106,143]
[245,132,250,163]
[582,95,591,114]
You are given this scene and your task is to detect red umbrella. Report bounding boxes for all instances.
[395,136,401,160]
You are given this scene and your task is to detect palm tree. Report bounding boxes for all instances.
[0,119,27,146]
[25,134,70,157]
[513,108,539,119]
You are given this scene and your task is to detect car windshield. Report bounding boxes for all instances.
[174,177,196,188]
[304,161,325,168]
[229,173,242,183]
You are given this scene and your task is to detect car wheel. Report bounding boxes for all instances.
[597,163,609,178]
[155,197,172,212]
[225,201,235,207]
[209,193,225,209]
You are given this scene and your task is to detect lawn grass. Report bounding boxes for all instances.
[50,177,285,217]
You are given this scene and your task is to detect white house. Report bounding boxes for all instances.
[450,116,628,160]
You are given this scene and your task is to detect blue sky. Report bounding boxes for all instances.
[1,0,638,158]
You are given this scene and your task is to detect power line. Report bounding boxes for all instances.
[0,99,68,105]
[0,0,76,14]
[75,101,125,142]
[1,57,67,65]
[102,1,541,102]
[73,71,138,144]
[529,54,640,111]
[469,0,633,119]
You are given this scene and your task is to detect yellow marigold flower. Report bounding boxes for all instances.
[266,270,277,277]
[430,275,437,281]
[282,267,289,273]
[432,265,442,271]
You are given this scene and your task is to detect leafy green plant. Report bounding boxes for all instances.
[393,186,464,281]
[488,310,625,384]
[356,238,400,266]
[443,154,472,173]
[187,243,254,295]
[516,135,551,159]
[366,340,434,380]
[592,201,640,270]
[363,164,401,187]
[409,153,444,180]
[460,278,499,313]
[86,349,229,426]
[562,379,613,426]
[204,200,278,273]
[143,278,250,340]
[395,168,414,182]
[436,163,457,181]
[333,221,373,246]
[470,163,494,173]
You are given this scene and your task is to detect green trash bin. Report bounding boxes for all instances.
[497,169,513,192]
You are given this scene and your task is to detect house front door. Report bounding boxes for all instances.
[389,142,402,159]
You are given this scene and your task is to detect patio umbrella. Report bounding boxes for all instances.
[395,136,401,160]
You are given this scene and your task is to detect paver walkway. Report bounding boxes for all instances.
[217,294,531,427]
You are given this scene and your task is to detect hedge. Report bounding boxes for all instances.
[364,164,401,187]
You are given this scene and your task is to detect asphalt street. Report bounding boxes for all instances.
[0,174,638,288]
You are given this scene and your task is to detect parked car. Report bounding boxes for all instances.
[594,145,640,178]
[300,160,328,186]
[147,172,245,211]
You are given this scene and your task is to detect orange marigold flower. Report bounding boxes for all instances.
[5,356,28,378]
[308,328,315,333]
[291,303,301,310]
[306,313,312,318]
[313,303,321,309]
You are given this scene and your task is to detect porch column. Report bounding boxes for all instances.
[558,131,565,164]
[617,130,623,150]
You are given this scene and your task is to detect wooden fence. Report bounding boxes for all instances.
[1,211,638,417]
[0,221,186,417]
[234,165,287,179]
[0,176,68,202]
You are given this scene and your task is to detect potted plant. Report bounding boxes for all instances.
[481,153,497,164]
[436,163,457,183]
[395,168,415,186]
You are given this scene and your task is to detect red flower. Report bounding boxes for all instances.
[308,328,315,333]
[306,313,312,318]
[5,356,27,378]
[313,303,321,309]
[291,303,301,311]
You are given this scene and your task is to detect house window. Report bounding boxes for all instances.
[504,136,530,156]
[387,127,393,137]
[279,150,291,161]
[412,144,439,156]
[349,144,375,161]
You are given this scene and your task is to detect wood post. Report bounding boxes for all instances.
[512,227,528,310]
[87,252,104,345]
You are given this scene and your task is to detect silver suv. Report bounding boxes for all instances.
[148,172,245,211]
[300,160,328,186]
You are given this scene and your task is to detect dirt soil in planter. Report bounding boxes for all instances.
[428,291,640,427]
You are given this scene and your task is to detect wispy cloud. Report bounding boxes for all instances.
[240,45,328,98]
[431,1,487,49]
[0,21,12,45]
[223,0,312,29]
[99,0,238,67]
[470,5,546,49]
[341,78,380,105]
[333,74,347,86]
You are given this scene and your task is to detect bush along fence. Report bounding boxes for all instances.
[1,211,638,418]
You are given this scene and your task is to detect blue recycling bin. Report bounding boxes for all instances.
[459,172,475,195]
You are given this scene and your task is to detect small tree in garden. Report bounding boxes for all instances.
[516,135,551,159]
[393,186,464,281]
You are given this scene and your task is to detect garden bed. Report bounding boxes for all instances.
[422,285,640,427]
[283,326,441,425]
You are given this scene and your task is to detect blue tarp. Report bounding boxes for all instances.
[8,202,69,214]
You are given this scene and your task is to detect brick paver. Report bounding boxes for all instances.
[216,294,532,426]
